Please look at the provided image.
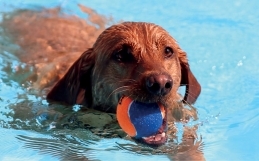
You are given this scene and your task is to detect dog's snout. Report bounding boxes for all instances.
[145,73,173,96]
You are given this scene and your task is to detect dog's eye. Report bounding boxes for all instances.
[112,46,134,63]
[164,47,174,58]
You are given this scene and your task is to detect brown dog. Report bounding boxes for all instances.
[0,6,204,160]
[46,21,201,145]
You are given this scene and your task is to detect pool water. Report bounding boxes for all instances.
[1,0,259,160]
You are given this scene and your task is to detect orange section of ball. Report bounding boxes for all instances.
[116,96,136,137]
[158,103,166,119]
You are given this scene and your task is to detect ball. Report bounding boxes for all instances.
[116,96,165,138]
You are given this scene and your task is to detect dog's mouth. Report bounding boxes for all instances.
[116,94,169,145]
[131,103,168,146]
[139,115,167,145]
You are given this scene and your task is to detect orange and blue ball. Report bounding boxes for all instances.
[116,96,165,138]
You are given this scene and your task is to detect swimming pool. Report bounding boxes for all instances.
[0,0,259,160]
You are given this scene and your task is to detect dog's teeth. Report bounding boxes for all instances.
[142,135,155,140]
[162,132,165,137]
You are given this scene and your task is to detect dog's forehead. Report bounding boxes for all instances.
[94,22,177,52]
[113,22,172,43]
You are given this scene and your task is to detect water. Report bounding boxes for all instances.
[0,0,259,160]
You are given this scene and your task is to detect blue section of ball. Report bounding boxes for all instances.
[129,101,163,138]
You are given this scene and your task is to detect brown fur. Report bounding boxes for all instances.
[1,7,203,159]
[47,22,201,114]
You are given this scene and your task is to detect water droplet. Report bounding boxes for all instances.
[73,104,81,112]
[41,100,49,105]
[237,60,243,66]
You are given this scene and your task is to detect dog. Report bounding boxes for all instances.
[46,21,201,145]
[1,6,202,158]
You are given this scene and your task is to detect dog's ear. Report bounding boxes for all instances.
[47,48,94,106]
[178,51,201,104]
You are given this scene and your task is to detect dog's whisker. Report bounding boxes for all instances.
[106,86,131,100]
[105,86,133,106]
[183,91,198,101]
[182,99,193,108]
[104,88,131,112]
[117,79,138,83]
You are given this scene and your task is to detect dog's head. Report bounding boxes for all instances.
[47,22,201,145]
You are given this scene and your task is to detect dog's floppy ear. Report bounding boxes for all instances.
[178,51,201,104]
[47,48,94,106]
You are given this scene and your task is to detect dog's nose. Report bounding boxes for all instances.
[145,73,173,96]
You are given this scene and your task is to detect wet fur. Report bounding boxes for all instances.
[47,22,201,114]
[0,7,204,160]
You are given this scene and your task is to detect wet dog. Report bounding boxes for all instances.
[46,21,201,145]
[1,6,201,147]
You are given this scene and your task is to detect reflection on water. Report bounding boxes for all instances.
[0,4,204,161]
